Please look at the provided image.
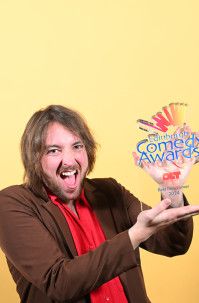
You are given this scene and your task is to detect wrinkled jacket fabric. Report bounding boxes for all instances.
[0,178,193,303]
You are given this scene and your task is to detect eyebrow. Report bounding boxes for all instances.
[72,141,83,145]
[45,141,84,149]
[45,145,62,150]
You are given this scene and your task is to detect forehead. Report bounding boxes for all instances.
[44,122,81,145]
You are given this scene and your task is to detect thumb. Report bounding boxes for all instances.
[132,152,140,166]
[149,199,172,218]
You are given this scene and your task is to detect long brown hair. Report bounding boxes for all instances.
[21,105,97,200]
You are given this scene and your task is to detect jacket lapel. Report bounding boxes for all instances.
[84,180,117,239]
[42,201,78,257]
[41,178,118,258]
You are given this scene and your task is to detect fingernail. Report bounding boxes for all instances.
[164,199,171,206]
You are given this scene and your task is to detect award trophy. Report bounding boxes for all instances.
[133,103,199,206]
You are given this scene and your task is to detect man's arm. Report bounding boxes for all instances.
[129,127,199,251]
[110,179,198,255]
[128,198,198,250]
[0,186,138,302]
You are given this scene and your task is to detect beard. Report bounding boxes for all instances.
[42,171,86,203]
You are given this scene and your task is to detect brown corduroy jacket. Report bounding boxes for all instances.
[0,178,193,303]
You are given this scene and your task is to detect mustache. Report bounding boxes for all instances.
[56,162,79,175]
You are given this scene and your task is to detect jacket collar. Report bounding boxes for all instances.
[42,178,117,257]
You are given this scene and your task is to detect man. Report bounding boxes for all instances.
[0,105,198,303]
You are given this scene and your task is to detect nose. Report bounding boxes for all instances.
[62,149,76,167]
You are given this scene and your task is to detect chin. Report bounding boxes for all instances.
[58,187,82,203]
[43,172,84,202]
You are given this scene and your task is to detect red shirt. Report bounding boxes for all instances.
[49,190,128,303]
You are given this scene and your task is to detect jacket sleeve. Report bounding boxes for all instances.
[109,178,193,257]
[0,186,138,302]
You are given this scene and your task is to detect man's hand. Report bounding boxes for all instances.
[132,125,199,207]
[128,198,199,249]
[133,125,198,185]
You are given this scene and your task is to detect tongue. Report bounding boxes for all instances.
[64,174,76,187]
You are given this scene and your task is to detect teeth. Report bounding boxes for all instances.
[61,170,76,177]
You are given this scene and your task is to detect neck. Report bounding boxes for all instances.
[67,200,78,217]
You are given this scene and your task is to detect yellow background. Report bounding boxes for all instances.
[0,1,199,302]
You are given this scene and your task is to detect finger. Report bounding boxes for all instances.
[174,205,199,218]
[177,211,199,220]
[141,160,151,170]
[149,199,172,218]
[132,152,140,166]
[152,205,199,225]
[153,210,199,227]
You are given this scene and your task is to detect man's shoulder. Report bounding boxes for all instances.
[85,177,123,196]
[0,184,31,196]
[86,177,119,187]
[0,184,42,207]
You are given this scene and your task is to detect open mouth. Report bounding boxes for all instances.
[59,169,78,188]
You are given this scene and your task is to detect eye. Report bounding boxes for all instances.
[46,148,60,155]
[74,143,84,150]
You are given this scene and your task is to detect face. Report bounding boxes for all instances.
[41,122,89,203]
